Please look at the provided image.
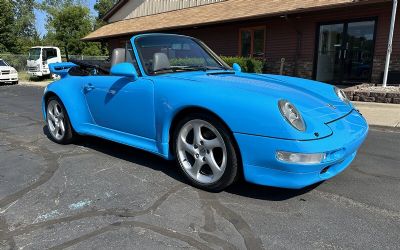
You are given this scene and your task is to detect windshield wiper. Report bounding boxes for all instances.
[150,66,199,74]
[183,65,229,71]
[150,65,228,74]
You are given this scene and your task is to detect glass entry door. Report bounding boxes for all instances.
[315,20,376,84]
[315,23,344,83]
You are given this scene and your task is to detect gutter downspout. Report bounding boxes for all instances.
[383,0,397,87]
[284,15,303,77]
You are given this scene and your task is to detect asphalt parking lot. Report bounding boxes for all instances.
[0,84,399,249]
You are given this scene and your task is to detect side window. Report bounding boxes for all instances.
[45,49,57,60]
[239,27,265,58]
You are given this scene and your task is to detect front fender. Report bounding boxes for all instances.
[155,77,333,155]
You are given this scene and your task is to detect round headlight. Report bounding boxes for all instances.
[334,87,350,104]
[278,100,306,131]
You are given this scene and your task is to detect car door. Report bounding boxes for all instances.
[83,75,156,140]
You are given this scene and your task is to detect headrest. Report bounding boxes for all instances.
[111,48,129,67]
[153,53,170,72]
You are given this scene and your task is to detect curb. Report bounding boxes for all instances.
[353,101,400,107]
[369,125,400,132]
[19,81,50,87]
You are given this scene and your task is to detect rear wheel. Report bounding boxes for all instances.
[174,113,238,191]
[46,96,75,144]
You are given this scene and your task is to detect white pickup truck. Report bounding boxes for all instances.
[0,59,18,84]
[27,46,61,78]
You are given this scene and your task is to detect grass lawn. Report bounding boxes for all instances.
[19,71,53,83]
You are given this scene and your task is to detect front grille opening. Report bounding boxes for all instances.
[320,166,330,174]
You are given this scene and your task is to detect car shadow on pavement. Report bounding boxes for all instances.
[42,125,187,183]
[43,125,321,201]
[0,82,19,86]
[225,180,321,201]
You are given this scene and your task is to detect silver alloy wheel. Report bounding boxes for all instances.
[176,119,227,184]
[47,100,66,140]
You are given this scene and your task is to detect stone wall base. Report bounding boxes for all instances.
[343,84,400,104]
[264,58,313,79]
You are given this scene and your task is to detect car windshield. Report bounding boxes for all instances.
[135,35,229,75]
[28,48,41,60]
[0,60,8,66]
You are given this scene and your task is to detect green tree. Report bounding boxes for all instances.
[94,0,116,20]
[93,0,116,55]
[38,0,75,16]
[13,0,36,37]
[0,0,17,53]
[13,0,39,53]
[50,5,102,56]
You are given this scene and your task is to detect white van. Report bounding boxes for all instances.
[27,47,61,77]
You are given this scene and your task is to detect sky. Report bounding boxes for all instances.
[34,0,98,37]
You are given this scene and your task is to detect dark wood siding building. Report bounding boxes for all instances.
[85,0,399,84]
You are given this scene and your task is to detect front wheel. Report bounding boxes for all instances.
[173,113,239,191]
[46,96,76,144]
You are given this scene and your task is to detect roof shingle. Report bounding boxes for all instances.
[83,0,386,41]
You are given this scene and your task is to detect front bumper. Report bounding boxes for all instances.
[235,110,368,189]
[0,73,18,82]
[28,71,44,77]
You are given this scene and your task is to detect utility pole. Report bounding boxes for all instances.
[383,0,398,87]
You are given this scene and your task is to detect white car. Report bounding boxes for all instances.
[0,59,18,84]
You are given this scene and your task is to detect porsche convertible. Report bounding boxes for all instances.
[43,33,368,191]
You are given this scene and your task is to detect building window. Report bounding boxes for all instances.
[239,27,265,58]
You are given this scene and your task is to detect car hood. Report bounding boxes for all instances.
[0,66,13,70]
[163,71,352,123]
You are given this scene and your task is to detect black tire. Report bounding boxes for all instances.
[13,80,18,85]
[173,113,239,192]
[46,96,76,144]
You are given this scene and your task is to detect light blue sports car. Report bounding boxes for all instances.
[43,34,368,191]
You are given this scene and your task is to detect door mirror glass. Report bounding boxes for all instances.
[111,62,138,79]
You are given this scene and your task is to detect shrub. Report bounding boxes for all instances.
[220,56,263,73]
[169,57,205,66]
[0,54,27,71]
[165,56,263,73]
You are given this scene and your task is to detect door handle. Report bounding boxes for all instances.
[84,83,95,92]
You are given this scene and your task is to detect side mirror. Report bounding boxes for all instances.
[110,63,138,80]
[232,63,241,72]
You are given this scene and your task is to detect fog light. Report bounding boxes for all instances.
[276,151,326,164]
